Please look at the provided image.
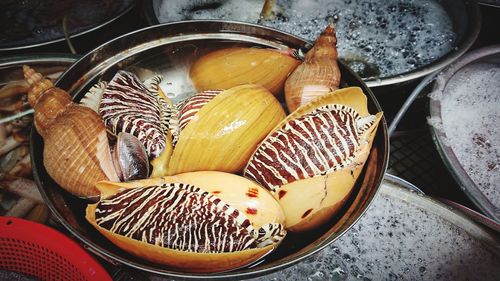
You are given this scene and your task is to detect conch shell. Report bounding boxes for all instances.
[86,171,286,272]
[189,47,301,96]
[284,24,341,112]
[244,87,382,232]
[23,66,119,198]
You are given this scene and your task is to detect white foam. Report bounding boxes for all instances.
[155,0,456,78]
[439,62,500,207]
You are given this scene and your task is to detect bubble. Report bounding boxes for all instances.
[439,63,500,207]
[157,0,456,79]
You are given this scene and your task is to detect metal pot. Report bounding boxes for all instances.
[30,21,389,279]
[428,45,500,223]
[141,0,481,88]
[0,0,135,51]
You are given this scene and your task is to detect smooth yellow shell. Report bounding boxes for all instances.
[190,47,300,95]
[87,171,285,272]
[244,87,382,232]
[167,84,286,175]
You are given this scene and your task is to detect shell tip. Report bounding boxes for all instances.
[22,65,45,88]
[323,23,337,36]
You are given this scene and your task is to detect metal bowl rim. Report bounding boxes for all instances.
[428,44,500,223]
[140,0,482,88]
[0,53,80,67]
[32,20,389,279]
[381,176,500,256]
[0,1,135,51]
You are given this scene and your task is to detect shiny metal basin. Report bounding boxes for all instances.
[30,21,389,279]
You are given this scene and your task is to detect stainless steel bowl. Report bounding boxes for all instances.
[141,0,481,88]
[0,53,79,124]
[0,0,135,51]
[31,21,389,279]
[0,53,78,82]
[428,45,500,223]
[240,174,500,280]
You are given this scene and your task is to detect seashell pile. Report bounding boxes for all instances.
[24,25,382,272]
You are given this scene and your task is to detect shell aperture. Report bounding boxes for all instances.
[94,182,283,253]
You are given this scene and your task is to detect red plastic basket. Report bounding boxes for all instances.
[0,216,111,281]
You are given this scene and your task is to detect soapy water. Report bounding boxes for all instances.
[146,183,500,280]
[437,62,500,208]
[155,0,456,79]
[246,185,500,280]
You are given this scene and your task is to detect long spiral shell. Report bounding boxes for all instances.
[284,24,341,112]
[23,65,118,198]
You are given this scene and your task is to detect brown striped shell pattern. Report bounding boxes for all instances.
[86,171,286,272]
[244,87,382,232]
[82,71,285,177]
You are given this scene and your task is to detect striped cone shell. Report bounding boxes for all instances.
[177,90,220,131]
[244,104,376,192]
[93,182,284,253]
[99,71,165,158]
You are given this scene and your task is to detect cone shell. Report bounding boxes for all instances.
[23,65,119,198]
[244,87,382,232]
[285,24,340,112]
[167,84,286,175]
[86,171,285,272]
[189,47,300,95]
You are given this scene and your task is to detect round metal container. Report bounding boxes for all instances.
[227,175,499,281]
[0,0,134,51]
[30,21,389,279]
[479,0,500,8]
[141,0,481,88]
[0,53,79,124]
[428,45,500,223]
[0,53,78,82]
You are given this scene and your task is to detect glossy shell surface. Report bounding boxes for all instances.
[190,47,300,95]
[86,171,285,272]
[168,84,285,175]
[245,87,381,231]
[24,66,118,198]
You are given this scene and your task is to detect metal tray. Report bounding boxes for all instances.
[30,21,388,279]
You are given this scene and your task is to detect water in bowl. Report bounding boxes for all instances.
[155,0,456,79]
